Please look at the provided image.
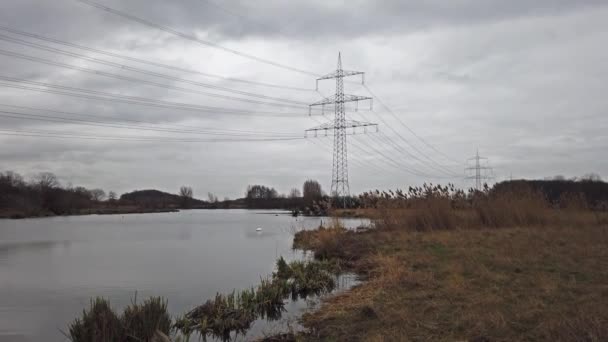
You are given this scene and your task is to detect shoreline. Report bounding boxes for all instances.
[0,207,180,219]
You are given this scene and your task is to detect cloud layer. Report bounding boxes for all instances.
[0,0,607,197]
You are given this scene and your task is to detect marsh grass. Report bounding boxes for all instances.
[67,296,171,342]
[173,258,340,341]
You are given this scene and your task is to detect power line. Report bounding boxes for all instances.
[0,77,317,117]
[0,103,297,136]
[349,135,431,178]
[81,0,460,177]
[0,25,312,91]
[350,96,460,177]
[0,34,314,106]
[0,109,302,138]
[308,136,394,180]
[0,128,305,143]
[73,0,318,76]
[198,0,277,33]
[345,104,458,177]
[0,47,311,109]
[363,83,461,164]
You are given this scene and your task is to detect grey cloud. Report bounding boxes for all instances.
[0,0,607,197]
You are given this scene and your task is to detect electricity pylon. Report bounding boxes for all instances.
[305,53,376,207]
[465,149,494,191]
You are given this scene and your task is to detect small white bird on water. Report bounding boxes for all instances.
[256,227,262,232]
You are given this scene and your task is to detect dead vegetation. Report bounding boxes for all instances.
[295,185,608,341]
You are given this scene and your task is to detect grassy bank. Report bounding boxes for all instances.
[294,188,608,341]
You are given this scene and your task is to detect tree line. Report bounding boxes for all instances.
[0,170,332,218]
[0,171,114,218]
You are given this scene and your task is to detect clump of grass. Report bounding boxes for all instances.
[68,296,171,342]
[293,224,348,259]
[68,298,123,342]
[122,296,172,340]
[276,258,337,300]
[175,291,257,342]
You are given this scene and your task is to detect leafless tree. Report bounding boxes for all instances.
[180,186,194,208]
[303,179,323,204]
[0,171,24,187]
[90,189,106,201]
[180,186,193,199]
[289,188,301,198]
[207,192,218,203]
[108,191,117,201]
[34,172,59,189]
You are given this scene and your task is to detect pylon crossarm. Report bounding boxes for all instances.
[317,70,364,81]
[305,120,377,132]
[310,94,372,107]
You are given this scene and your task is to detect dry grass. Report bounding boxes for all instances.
[370,187,608,232]
[299,223,608,341]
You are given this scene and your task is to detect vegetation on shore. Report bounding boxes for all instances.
[0,171,208,219]
[66,258,341,342]
[293,184,608,341]
[0,170,333,218]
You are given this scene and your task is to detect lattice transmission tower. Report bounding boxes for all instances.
[465,149,494,191]
[305,53,377,206]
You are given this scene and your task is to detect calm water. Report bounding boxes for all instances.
[0,210,367,342]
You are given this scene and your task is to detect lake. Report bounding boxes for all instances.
[0,209,367,341]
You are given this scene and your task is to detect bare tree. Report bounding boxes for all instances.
[180,186,194,208]
[108,191,117,201]
[289,188,301,198]
[303,179,323,204]
[90,189,106,201]
[180,186,193,198]
[207,192,218,203]
[34,172,59,189]
[0,171,24,187]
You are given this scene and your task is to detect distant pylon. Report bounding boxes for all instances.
[465,149,494,190]
[305,53,376,207]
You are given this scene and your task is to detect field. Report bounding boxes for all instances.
[295,186,608,341]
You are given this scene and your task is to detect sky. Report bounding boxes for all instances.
[0,0,607,199]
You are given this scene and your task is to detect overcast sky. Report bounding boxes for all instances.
[0,0,607,199]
